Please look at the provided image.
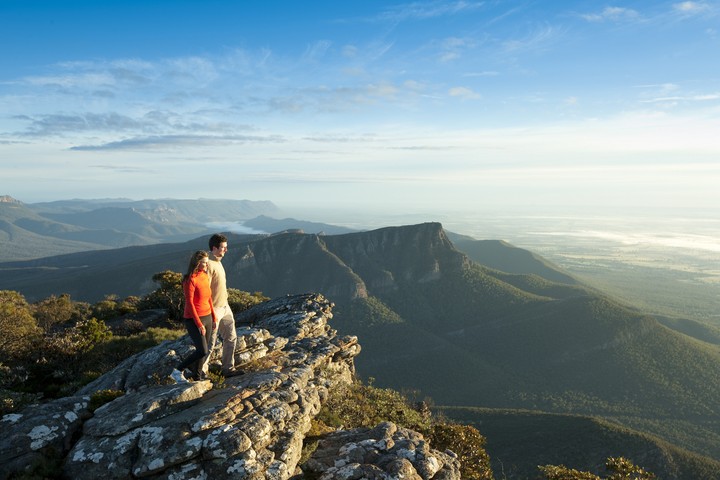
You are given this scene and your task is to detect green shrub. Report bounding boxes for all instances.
[539,464,601,480]
[308,378,493,480]
[88,389,125,412]
[428,423,493,480]
[117,296,140,315]
[539,457,656,480]
[0,290,42,361]
[84,327,184,374]
[0,386,40,416]
[605,457,656,480]
[138,271,184,321]
[32,294,79,332]
[317,378,430,432]
[75,317,113,351]
[228,288,269,313]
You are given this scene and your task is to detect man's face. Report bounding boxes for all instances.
[212,242,228,259]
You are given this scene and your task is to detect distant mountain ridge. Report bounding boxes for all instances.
[1,220,718,474]
[0,196,280,261]
[242,214,358,235]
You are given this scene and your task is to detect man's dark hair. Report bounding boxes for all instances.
[209,233,228,250]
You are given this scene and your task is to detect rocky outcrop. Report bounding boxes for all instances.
[301,421,461,480]
[1,293,461,480]
[0,195,22,204]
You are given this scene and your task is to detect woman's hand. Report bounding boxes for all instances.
[199,325,206,336]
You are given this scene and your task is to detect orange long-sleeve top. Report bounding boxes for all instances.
[183,271,216,329]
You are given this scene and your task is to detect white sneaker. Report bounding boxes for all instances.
[170,369,188,384]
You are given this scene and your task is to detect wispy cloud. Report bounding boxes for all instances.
[579,6,640,22]
[164,56,219,86]
[436,36,476,62]
[448,86,481,100]
[70,133,285,151]
[21,72,119,89]
[377,0,485,22]
[302,40,333,62]
[16,113,153,137]
[642,92,720,103]
[501,25,562,53]
[90,164,157,174]
[17,55,222,96]
[13,110,252,138]
[462,71,499,77]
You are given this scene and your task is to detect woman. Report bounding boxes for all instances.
[170,250,217,383]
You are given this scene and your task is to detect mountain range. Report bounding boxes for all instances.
[1,197,719,478]
[0,195,279,262]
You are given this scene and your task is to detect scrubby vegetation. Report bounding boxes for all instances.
[304,377,493,480]
[0,271,267,414]
[539,456,656,480]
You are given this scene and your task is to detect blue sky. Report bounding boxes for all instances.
[1,0,719,217]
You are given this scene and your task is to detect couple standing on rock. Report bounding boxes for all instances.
[170,233,239,383]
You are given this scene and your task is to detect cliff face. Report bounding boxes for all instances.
[1,294,461,480]
[321,223,470,294]
[225,222,470,304]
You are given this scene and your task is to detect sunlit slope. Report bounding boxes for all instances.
[0,201,107,259]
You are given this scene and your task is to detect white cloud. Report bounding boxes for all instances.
[448,86,481,100]
[672,1,712,15]
[580,6,640,22]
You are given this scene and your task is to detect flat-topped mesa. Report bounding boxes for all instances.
[0,293,462,479]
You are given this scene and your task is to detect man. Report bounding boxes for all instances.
[202,233,238,376]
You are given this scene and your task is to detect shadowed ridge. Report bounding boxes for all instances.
[227,231,368,301]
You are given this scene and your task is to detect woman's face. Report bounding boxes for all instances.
[196,258,208,273]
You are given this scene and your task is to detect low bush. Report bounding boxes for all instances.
[88,389,125,412]
[307,378,494,480]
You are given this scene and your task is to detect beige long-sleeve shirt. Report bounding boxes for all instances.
[206,253,229,309]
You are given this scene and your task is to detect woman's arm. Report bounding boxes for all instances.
[183,277,203,329]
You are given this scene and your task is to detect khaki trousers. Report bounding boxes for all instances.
[201,304,237,373]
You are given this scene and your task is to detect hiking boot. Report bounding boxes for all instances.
[222,366,242,377]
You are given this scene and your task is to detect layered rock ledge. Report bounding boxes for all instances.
[1,293,460,479]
